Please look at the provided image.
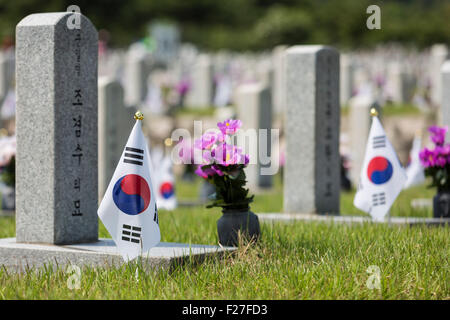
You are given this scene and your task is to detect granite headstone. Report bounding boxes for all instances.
[283,45,340,214]
[98,77,134,200]
[236,83,273,189]
[16,12,98,244]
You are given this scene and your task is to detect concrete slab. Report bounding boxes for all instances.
[257,213,450,226]
[0,238,235,273]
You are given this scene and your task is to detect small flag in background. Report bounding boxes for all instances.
[151,145,177,211]
[98,112,160,261]
[404,136,425,189]
[354,109,407,222]
[155,155,177,210]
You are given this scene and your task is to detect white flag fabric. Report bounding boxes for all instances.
[154,155,177,211]
[98,120,160,261]
[353,116,407,221]
[404,137,425,189]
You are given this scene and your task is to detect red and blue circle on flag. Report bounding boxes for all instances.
[367,156,393,185]
[113,174,151,215]
[159,182,174,199]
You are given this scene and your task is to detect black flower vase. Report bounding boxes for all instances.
[217,207,260,247]
[433,190,450,218]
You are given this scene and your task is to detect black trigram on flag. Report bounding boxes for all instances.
[123,147,144,166]
[372,192,386,207]
[153,203,159,225]
[372,135,386,149]
[121,224,142,243]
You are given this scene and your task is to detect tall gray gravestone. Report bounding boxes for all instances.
[98,77,134,200]
[236,83,273,190]
[284,46,340,214]
[16,12,98,244]
[441,61,450,141]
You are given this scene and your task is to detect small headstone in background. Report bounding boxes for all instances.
[284,45,340,215]
[213,74,232,108]
[186,54,214,108]
[387,62,416,104]
[340,53,355,107]
[0,90,15,121]
[0,50,15,104]
[441,60,450,141]
[124,44,151,107]
[150,22,180,66]
[430,44,449,107]
[15,12,98,244]
[0,182,15,211]
[199,180,216,203]
[98,77,134,200]
[348,94,381,186]
[272,45,287,115]
[236,83,273,190]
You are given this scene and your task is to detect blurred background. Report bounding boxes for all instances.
[0,0,449,216]
[0,0,449,50]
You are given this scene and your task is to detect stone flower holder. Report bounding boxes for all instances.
[217,208,260,247]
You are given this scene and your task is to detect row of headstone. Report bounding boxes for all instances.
[337,44,450,107]
[95,38,450,117]
[10,11,450,225]
[280,43,450,215]
[97,43,450,214]
[12,16,341,230]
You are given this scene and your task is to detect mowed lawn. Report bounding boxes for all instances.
[0,176,448,299]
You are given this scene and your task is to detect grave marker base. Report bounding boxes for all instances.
[0,238,235,273]
[257,213,450,226]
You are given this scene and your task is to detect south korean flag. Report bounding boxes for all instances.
[153,154,177,211]
[353,111,407,222]
[98,113,160,261]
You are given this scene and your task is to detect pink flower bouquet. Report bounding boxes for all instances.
[419,125,450,191]
[194,119,253,210]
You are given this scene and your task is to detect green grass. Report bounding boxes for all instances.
[380,103,424,116]
[174,106,217,117]
[0,177,448,299]
[341,103,423,117]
